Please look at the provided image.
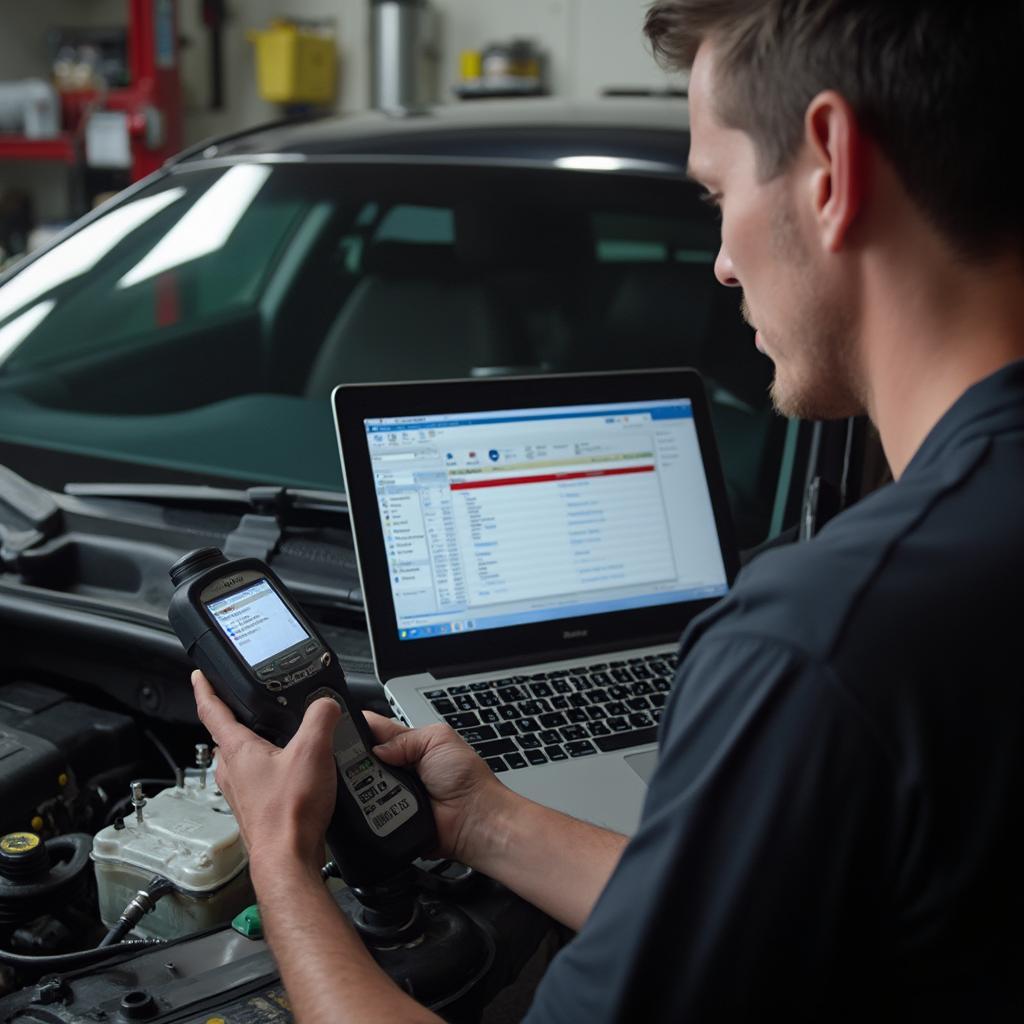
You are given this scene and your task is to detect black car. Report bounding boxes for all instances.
[0,99,870,1017]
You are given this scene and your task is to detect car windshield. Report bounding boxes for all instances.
[0,160,786,547]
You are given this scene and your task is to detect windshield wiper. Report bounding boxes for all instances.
[63,483,349,561]
[64,482,348,515]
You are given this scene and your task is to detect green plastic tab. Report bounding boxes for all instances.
[231,905,263,940]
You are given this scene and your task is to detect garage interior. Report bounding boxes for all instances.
[0,0,679,249]
[2,3,1019,1023]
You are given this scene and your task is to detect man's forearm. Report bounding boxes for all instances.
[249,796,624,1021]
[251,856,442,1024]
[465,788,628,932]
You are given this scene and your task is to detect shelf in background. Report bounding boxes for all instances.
[0,135,76,163]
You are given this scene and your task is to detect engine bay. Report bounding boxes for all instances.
[0,473,552,1021]
[0,678,255,998]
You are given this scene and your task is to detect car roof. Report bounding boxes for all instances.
[176,98,691,177]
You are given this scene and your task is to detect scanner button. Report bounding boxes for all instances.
[303,641,319,655]
[257,664,276,679]
[280,653,303,668]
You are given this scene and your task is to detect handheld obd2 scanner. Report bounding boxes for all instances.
[168,547,436,887]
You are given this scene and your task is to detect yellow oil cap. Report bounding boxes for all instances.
[0,832,41,855]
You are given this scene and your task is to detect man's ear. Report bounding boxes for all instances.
[804,90,867,252]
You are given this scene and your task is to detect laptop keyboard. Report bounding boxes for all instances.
[421,652,679,773]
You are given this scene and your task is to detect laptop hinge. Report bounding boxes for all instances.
[425,634,680,680]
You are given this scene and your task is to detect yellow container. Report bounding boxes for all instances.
[460,50,482,83]
[248,21,336,105]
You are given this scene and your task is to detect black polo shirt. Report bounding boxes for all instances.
[526,359,1024,1022]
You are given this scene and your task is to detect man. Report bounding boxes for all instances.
[194,2,1024,1020]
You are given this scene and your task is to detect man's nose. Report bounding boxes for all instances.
[714,246,740,288]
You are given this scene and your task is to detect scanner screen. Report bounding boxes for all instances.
[207,578,309,667]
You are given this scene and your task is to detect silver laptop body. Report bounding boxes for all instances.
[332,371,738,836]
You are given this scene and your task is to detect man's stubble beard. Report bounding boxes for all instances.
[756,203,865,421]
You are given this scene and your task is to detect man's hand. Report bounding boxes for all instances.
[365,712,510,865]
[191,670,339,877]
[191,669,506,872]
[193,670,624,935]
[367,711,627,930]
[193,672,446,1024]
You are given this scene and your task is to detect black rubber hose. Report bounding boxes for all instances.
[98,920,135,948]
[98,921,136,948]
[98,876,176,947]
[0,938,163,969]
[0,833,93,928]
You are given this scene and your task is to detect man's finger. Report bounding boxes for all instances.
[372,723,435,767]
[291,696,342,759]
[191,670,257,753]
[364,710,411,746]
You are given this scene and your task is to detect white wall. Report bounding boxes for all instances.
[570,0,678,98]
[170,0,679,144]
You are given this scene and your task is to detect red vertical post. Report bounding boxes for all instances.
[125,0,183,179]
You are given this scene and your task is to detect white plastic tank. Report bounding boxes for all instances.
[92,776,255,940]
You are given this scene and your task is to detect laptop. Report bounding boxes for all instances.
[332,370,738,835]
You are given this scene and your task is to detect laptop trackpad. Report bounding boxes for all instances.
[625,749,658,783]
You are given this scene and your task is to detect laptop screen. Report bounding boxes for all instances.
[363,398,729,643]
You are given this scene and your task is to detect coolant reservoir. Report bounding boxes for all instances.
[92,777,254,940]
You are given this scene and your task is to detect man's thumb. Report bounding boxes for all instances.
[294,696,342,756]
[373,728,428,767]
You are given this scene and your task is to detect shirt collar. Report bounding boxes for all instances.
[904,357,1024,476]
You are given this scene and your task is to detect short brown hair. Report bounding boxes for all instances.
[644,1,1024,262]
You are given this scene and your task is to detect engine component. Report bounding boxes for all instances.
[99,874,175,947]
[0,682,139,836]
[0,727,63,835]
[92,776,254,940]
[0,832,92,928]
[194,742,211,788]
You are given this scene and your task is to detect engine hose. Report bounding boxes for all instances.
[98,875,176,947]
[0,938,163,969]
